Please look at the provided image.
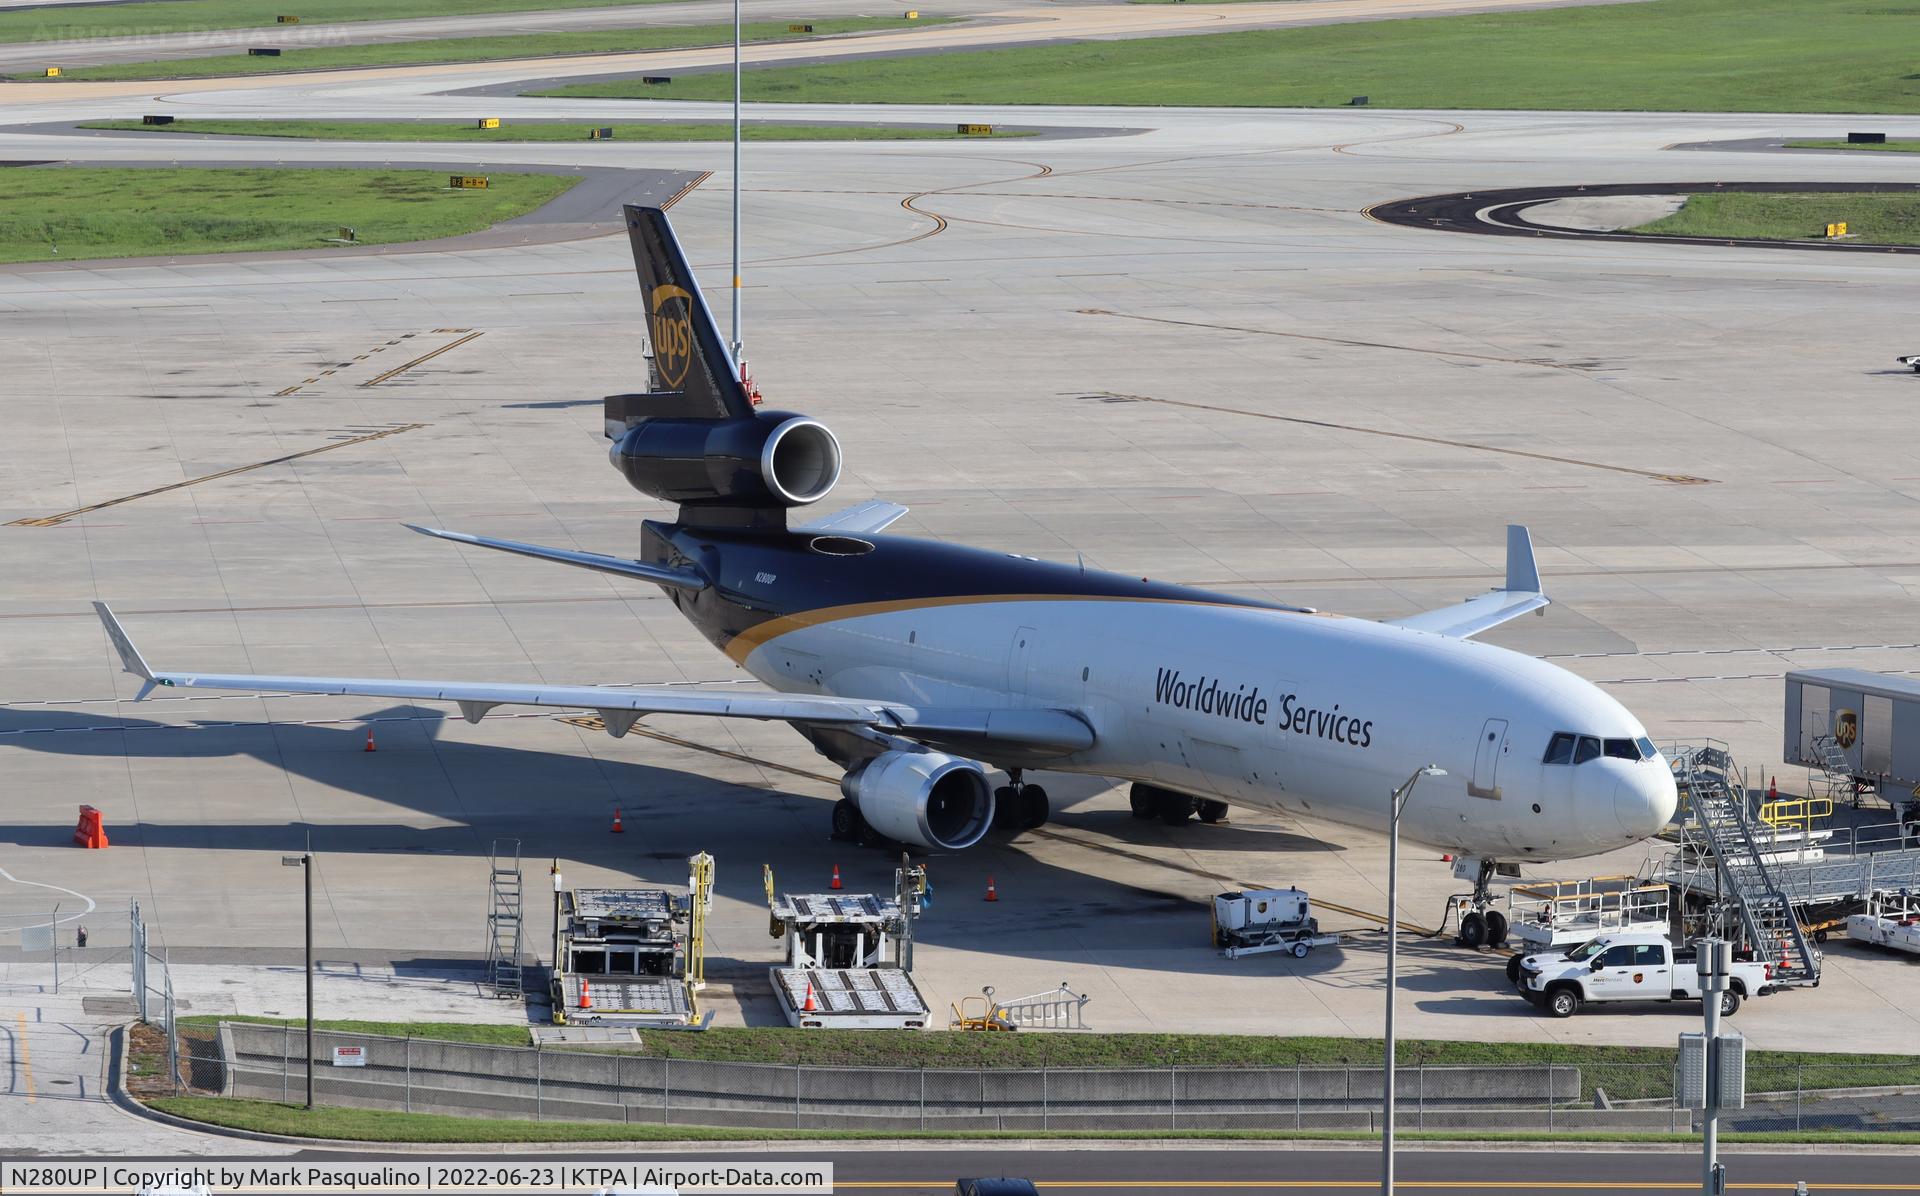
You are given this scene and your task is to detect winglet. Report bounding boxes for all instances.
[93,602,159,699]
[1505,524,1543,595]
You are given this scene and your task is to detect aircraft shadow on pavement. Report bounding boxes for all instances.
[0,703,1364,967]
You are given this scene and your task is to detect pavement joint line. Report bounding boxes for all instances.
[2,422,427,527]
[361,329,484,387]
[1076,388,1715,486]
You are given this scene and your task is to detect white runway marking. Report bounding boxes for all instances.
[0,864,97,928]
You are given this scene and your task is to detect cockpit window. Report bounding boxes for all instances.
[1635,737,1658,760]
[1543,733,1575,765]
[1546,732,1656,765]
[1604,738,1639,761]
[1573,736,1602,764]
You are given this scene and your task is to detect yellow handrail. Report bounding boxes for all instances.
[1760,797,1832,832]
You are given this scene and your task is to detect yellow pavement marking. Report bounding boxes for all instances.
[361,330,483,387]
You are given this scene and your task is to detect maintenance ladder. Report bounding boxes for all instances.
[1668,743,1820,987]
[485,838,524,999]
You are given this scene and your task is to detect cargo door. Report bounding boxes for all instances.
[1470,717,1508,800]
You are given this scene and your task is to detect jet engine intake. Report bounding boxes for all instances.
[609,411,841,507]
[845,750,995,851]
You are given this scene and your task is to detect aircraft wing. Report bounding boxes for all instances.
[92,603,1094,755]
[1384,524,1550,639]
[793,500,909,535]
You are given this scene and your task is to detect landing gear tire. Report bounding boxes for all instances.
[1128,784,1158,820]
[1547,987,1580,1018]
[1196,799,1229,824]
[1020,785,1051,830]
[1459,910,1489,950]
[1719,990,1742,1017]
[831,797,863,842]
[992,785,1021,832]
[1814,928,1829,945]
[1159,792,1197,826]
[1484,910,1510,948]
[1505,954,1525,984]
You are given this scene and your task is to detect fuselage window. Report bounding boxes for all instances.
[1603,738,1639,761]
[1573,736,1602,764]
[1543,733,1576,765]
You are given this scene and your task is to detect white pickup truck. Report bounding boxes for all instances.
[1511,931,1775,1018]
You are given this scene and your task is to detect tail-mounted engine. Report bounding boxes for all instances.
[606,401,841,511]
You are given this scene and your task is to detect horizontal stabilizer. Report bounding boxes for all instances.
[794,500,909,536]
[1385,524,1550,640]
[405,525,707,592]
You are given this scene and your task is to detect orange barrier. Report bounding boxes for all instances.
[73,805,108,849]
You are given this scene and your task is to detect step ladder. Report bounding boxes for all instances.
[1674,743,1820,987]
[485,838,524,999]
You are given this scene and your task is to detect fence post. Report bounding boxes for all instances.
[1169,1066,1178,1130]
[282,1024,290,1103]
[663,1056,671,1125]
[795,1065,803,1130]
[405,1037,412,1115]
[1418,1063,1425,1131]
[535,1045,543,1122]
[1796,1062,1803,1131]
[1547,1066,1555,1133]
[1295,1064,1302,1131]
[1041,1067,1048,1132]
[919,1068,927,1132]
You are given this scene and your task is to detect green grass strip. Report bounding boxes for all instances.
[538,0,1920,113]
[143,1097,1920,1145]
[0,0,679,46]
[79,118,1024,142]
[1632,192,1920,246]
[1787,139,1920,153]
[46,17,942,81]
[0,166,575,263]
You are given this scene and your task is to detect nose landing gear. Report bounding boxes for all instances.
[1453,858,1510,949]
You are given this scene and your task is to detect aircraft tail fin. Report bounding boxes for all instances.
[607,172,755,431]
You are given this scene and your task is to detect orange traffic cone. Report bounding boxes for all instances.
[1441,853,1454,863]
[364,727,376,753]
[579,977,591,1009]
[829,864,842,891]
[1780,938,1792,971]
[610,808,624,834]
[801,978,817,1012]
[984,875,998,902]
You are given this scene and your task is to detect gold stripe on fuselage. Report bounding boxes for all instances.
[723,592,1333,665]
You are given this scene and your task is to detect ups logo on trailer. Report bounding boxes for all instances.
[650,284,695,389]
[1835,708,1858,749]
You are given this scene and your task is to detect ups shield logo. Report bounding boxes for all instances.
[1835,708,1858,749]
[650,284,695,389]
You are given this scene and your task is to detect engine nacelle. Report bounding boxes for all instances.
[609,410,841,508]
[845,750,995,851]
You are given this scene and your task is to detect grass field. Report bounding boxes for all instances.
[1788,139,1920,153]
[0,0,676,45]
[79,118,1024,142]
[141,1097,1920,1145]
[1632,192,1920,246]
[47,17,941,80]
[177,1018,1920,1099]
[539,0,1920,113]
[0,167,574,263]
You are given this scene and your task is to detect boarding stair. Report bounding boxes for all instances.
[485,838,525,999]
[1669,743,1821,987]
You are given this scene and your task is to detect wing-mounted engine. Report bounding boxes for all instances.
[605,193,841,528]
[844,749,996,851]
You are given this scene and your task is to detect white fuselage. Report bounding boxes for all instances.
[741,598,1678,863]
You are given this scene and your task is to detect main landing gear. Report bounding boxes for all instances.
[994,769,1051,833]
[1129,783,1228,826]
[1454,857,1510,950]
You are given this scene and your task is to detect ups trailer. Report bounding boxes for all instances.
[1784,669,1920,804]
[1213,887,1339,959]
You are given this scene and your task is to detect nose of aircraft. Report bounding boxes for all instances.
[1613,763,1679,839]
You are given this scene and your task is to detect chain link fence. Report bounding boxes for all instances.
[130,899,183,1094]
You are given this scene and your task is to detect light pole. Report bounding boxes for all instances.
[281,853,313,1109]
[550,860,565,991]
[1383,765,1445,1196]
[729,0,742,361]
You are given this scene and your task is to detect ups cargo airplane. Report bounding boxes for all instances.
[95,176,1677,948]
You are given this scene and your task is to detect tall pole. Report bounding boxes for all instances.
[304,852,314,1111]
[1383,766,1444,1196]
[1699,938,1727,1196]
[730,0,742,361]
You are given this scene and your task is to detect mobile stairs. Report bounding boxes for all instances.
[1660,743,1821,988]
